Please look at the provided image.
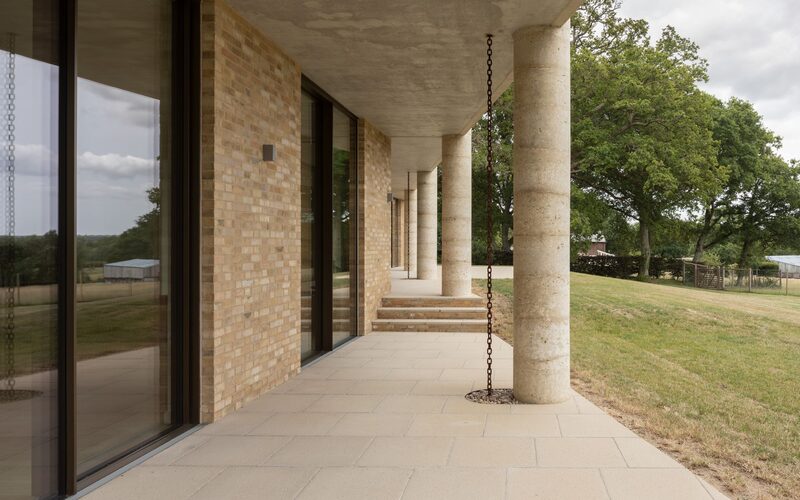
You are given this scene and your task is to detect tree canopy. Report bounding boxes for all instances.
[468,0,800,276]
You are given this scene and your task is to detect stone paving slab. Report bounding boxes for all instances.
[84,331,728,500]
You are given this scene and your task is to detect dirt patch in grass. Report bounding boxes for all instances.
[474,275,800,500]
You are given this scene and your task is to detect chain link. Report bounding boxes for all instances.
[485,35,494,394]
[4,33,16,396]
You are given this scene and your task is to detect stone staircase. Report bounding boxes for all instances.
[301,294,353,336]
[372,295,486,333]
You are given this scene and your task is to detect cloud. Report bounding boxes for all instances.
[13,143,57,177]
[78,151,157,178]
[619,0,800,161]
[80,78,160,130]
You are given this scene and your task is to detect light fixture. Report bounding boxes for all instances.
[262,144,276,162]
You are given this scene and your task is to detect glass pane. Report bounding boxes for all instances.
[332,109,356,346]
[301,92,320,360]
[75,0,174,475]
[0,1,60,497]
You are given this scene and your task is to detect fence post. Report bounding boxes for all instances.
[694,263,698,287]
[16,274,21,304]
[721,266,725,290]
[748,268,752,293]
[682,260,686,284]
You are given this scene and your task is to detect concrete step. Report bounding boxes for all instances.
[371,318,485,333]
[381,295,484,308]
[377,307,486,320]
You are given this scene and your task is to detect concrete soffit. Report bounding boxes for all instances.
[227,0,583,182]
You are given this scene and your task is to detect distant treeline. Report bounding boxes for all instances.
[0,232,148,286]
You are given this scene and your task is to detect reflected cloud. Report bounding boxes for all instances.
[80,78,159,130]
[79,151,156,178]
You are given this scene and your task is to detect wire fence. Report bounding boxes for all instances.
[682,261,796,295]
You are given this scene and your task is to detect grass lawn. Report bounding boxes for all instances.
[475,273,800,500]
[1,293,161,375]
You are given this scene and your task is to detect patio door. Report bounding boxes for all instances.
[300,82,358,363]
[0,0,199,496]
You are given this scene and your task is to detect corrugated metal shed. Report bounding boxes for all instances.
[766,256,800,274]
[103,259,160,280]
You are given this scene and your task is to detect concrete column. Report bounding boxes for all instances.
[417,169,438,280]
[441,131,472,296]
[512,23,571,404]
[404,187,417,277]
[392,199,404,268]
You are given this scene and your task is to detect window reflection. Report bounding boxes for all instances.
[332,108,356,346]
[301,92,321,360]
[75,0,174,475]
[0,2,60,497]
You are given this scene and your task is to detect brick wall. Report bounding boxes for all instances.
[357,120,392,334]
[200,0,302,422]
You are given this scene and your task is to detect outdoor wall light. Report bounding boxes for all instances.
[387,192,393,203]
[262,144,276,162]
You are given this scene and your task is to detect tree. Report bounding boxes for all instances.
[571,4,722,278]
[722,156,800,267]
[107,187,161,262]
[472,86,514,253]
[691,98,778,262]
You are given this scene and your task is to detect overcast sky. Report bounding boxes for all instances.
[5,2,799,235]
[4,54,159,236]
[619,0,800,162]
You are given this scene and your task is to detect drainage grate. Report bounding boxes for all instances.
[465,388,516,405]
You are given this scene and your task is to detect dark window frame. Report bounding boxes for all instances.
[300,76,359,361]
[56,0,201,494]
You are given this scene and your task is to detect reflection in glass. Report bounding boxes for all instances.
[0,1,60,497]
[332,109,356,346]
[301,92,321,360]
[75,0,174,475]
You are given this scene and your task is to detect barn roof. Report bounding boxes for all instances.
[104,259,160,268]
[766,256,800,266]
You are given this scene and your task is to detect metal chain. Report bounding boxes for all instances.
[485,35,494,394]
[4,33,16,396]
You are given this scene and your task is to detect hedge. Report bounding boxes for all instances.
[472,253,684,280]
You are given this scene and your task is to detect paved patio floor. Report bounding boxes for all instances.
[84,329,727,500]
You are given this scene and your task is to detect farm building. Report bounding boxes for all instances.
[103,259,160,281]
[578,235,615,256]
[767,256,800,278]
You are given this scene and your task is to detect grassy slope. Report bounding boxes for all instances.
[477,273,800,500]
[1,294,160,374]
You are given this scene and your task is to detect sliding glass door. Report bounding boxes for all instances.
[0,1,61,497]
[301,92,322,360]
[75,0,176,476]
[331,108,357,347]
[0,0,197,496]
[300,83,357,362]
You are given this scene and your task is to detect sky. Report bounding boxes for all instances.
[3,53,160,236]
[619,0,800,162]
[4,2,799,235]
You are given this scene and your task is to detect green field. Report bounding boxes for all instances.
[0,290,161,375]
[476,273,800,500]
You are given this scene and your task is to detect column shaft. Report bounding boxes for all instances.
[512,23,571,404]
[417,169,438,279]
[441,131,472,296]
[405,187,417,277]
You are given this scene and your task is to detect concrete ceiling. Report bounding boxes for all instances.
[229,0,582,194]
[4,0,582,196]
[1,0,169,99]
